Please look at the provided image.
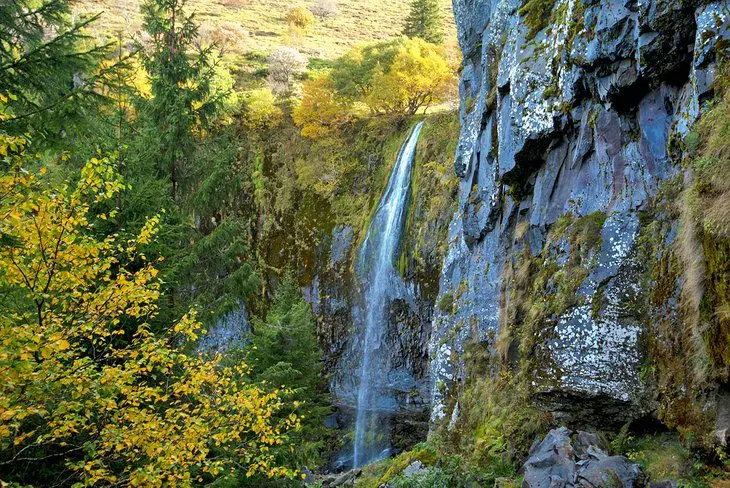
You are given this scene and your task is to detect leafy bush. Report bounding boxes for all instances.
[390,468,451,488]
[0,134,299,486]
[286,6,315,30]
[242,88,284,130]
[293,75,351,138]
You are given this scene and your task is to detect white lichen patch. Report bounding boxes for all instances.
[548,304,642,401]
[429,342,454,422]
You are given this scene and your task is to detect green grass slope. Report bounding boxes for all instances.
[70,0,457,61]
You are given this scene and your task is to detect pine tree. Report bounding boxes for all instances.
[0,0,109,143]
[246,275,331,469]
[403,0,444,44]
[139,0,222,200]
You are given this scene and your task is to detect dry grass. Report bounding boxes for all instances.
[677,168,710,384]
[71,0,458,62]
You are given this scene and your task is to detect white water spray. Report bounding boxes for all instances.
[352,122,424,468]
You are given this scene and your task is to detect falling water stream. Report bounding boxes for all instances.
[352,122,424,468]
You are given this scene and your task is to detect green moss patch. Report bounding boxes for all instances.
[519,0,558,41]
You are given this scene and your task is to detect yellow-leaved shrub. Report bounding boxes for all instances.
[293,75,351,139]
[0,128,299,486]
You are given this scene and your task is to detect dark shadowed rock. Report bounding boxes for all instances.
[523,428,646,488]
[523,427,577,488]
[575,431,608,460]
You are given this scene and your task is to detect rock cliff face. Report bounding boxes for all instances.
[430,0,730,428]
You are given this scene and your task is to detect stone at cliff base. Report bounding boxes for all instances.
[523,427,576,488]
[522,428,647,488]
[321,468,361,487]
[578,456,647,488]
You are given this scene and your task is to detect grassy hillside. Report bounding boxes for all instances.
[71,0,457,62]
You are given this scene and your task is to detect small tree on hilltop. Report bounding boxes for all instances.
[267,46,308,96]
[328,38,454,116]
[403,0,444,44]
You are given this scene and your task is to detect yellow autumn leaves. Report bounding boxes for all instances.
[0,130,300,486]
[293,37,455,139]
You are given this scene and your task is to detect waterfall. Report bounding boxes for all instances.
[352,121,424,468]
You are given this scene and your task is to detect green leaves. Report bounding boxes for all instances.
[0,0,110,144]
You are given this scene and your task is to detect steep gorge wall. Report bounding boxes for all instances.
[430,0,730,435]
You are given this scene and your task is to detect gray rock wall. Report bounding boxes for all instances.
[430,0,730,426]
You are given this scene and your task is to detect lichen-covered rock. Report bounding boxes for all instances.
[430,0,730,427]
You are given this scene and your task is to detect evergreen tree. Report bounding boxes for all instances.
[139,0,222,200]
[0,0,109,144]
[247,276,331,470]
[403,0,444,44]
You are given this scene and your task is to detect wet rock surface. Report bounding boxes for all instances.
[716,387,730,447]
[523,427,648,488]
[430,0,730,426]
[197,304,250,354]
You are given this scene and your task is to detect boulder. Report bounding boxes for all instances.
[523,427,577,488]
[401,460,425,478]
[321,468,361,487]
[577,456,648,488]
[523,428,647,488]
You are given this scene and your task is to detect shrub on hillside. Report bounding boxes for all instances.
[211,21,249,47]
[267,46,308,96]
[286,6,315,30]
[311,0,339,19]
[293,75,351,138]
